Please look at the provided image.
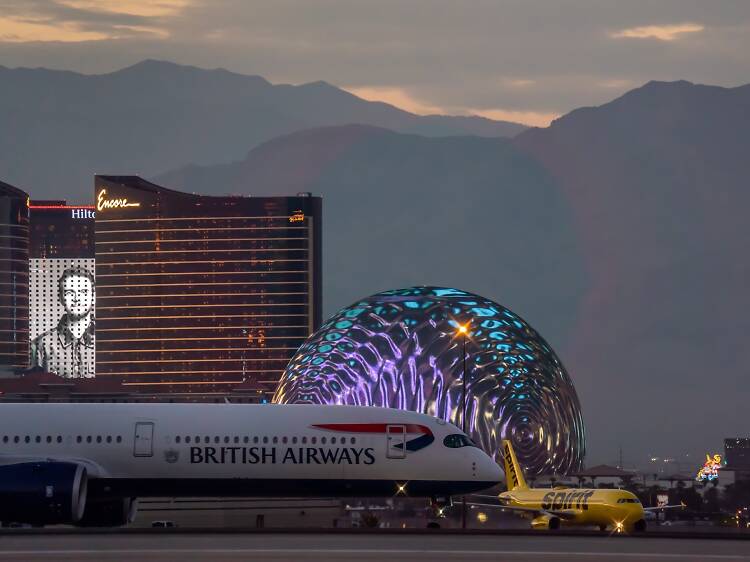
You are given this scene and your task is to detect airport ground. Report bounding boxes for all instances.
[0,531,749,561]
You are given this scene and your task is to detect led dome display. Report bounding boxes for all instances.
[274,286,585,476]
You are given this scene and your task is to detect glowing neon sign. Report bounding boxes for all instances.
[289,210,305,223]
[696,453,722,482]
[97,189,141,211]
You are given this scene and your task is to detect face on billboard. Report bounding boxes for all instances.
[29,258,95,379]
[61,275,94,319]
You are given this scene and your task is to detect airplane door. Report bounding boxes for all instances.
[133,422,154,457]
[386,424,406,459]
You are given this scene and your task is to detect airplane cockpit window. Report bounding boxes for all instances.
[617,498,641,504]
[443,434,475,448]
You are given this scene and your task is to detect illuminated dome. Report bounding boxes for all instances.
[274,286,585,476]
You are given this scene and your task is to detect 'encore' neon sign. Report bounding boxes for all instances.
[97,189,141,211]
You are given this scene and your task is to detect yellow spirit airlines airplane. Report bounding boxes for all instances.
[496,440,681,532]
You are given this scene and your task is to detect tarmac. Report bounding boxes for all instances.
[0,531,749,561]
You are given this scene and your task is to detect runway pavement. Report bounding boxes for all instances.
[0,533,749,561]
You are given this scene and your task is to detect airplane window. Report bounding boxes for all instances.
[234,436,239,444]
[46,436,52,443]
[311,437,317,444]
[116,436,122,443]
[96,436,102,443]
[175,436,181,444]
[224,436,230,444]
[35,436,41,443]
[77,436,82,443]
[194,436,200,443]
[292,437,298,444]
[263,437,268,444]
[204,436,210,443]
[272,437,278,444]
[351,437,356,444]
[214,436,220,444]
[282,437,288,444]
[243,437,249,444]
[321,437,327,445]
[443,434,474,448]
[2,436,7,443]
[24,436,30,443]
[254,437,259,444]
[106,436,112,444]
[331,437,336,444]
[185,436,191,444]
[86,436,92,443]
[57,436,62,444]
[302,437,307,444]
[13,436,18,443]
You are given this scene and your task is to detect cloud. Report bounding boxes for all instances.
[611,23,705,41]
[0,0,188,43]
[0,15,109,42]
[343,86,444,115]
[344,85,558,127]
[469,108,560,128]
[56,0,189,18]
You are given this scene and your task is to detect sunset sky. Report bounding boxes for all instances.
[1,0,748,126]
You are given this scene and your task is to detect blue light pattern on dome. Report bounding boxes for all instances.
[274,286,585,476]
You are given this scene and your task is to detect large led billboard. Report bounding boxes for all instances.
[29,258,95,378]
[28,202,96,378]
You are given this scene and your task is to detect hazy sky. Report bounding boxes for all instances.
[1,1,749,126]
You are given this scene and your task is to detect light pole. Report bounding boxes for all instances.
[457,324,468,433]
[456,323,469,530]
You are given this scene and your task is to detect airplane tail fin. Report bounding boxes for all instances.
[501,439,528,491]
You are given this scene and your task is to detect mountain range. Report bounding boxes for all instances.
[0,59,524,199]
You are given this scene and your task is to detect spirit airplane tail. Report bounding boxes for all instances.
[501,439,528,491]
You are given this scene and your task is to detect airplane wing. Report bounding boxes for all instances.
[643,502,686,512]
[469,501,578,520]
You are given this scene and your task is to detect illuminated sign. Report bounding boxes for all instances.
[72,209,95,219]
[696,453,723,482]
[289,210,305,223]
[97,189,141,211]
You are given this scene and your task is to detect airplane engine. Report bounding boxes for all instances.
[531,515,560,530]
[0,462,87,526]
[77,497,138,527]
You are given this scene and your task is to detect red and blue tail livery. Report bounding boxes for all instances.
[312,423,435,452]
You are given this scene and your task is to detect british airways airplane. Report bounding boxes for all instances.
[0,403,501,526]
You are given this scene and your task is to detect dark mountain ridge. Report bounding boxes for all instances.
[0,59,525,200]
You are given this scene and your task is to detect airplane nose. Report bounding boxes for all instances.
[476,451,503,482]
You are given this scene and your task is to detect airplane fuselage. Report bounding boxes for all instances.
[0,403,501,501]
[499,487,646,531]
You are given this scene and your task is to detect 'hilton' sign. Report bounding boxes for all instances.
[71,209,95,219]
